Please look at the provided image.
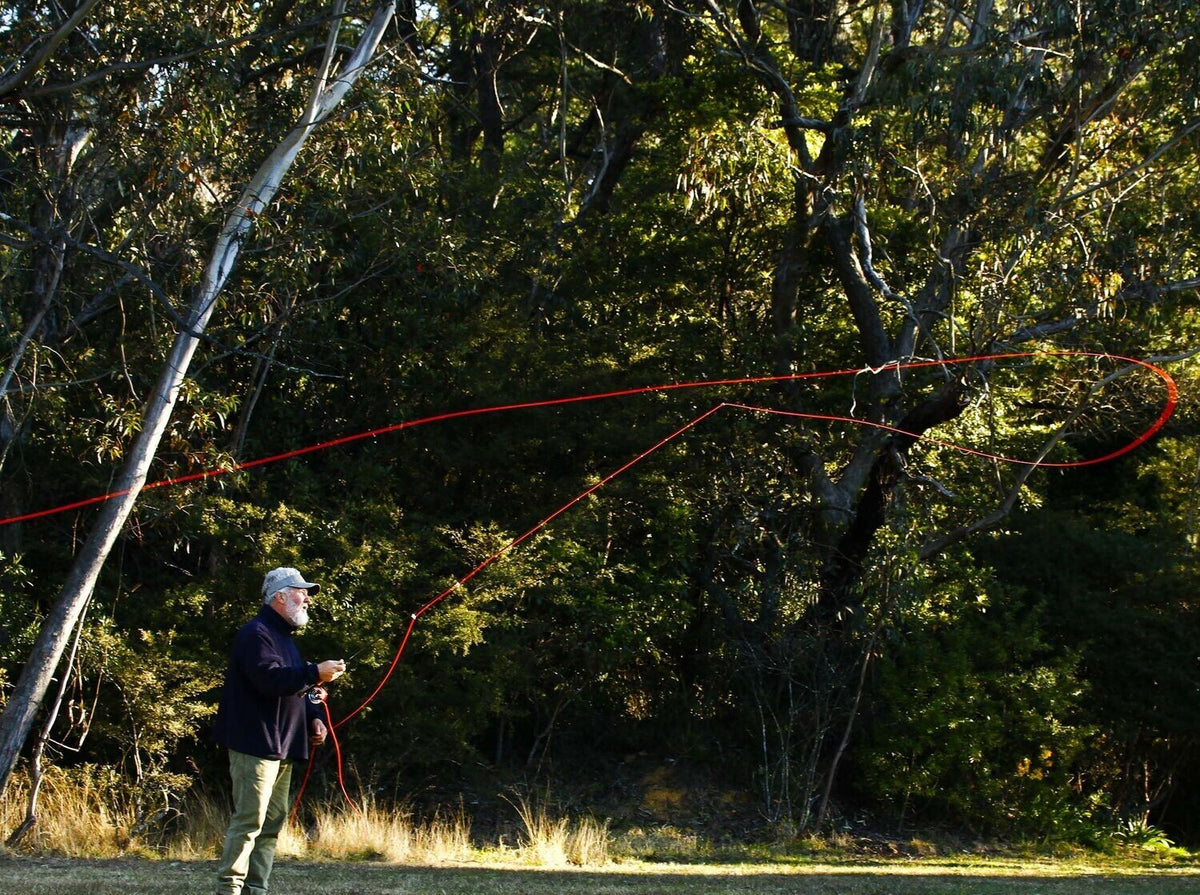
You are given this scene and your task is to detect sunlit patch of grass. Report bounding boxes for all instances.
[566,814,612,866]
[508,794,611,866]
[0,766,135,857]
[613,825,719,863]
[297,799,473,864]
[513,800,570,866]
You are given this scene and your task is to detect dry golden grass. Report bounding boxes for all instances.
[0,766,137,857]
[1,772,606,868]
[507,795,611,866]
[4,769,1198,895]
[285,799,474,864]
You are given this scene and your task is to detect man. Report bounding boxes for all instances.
[212,566,346,895]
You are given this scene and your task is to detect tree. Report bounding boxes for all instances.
[0,0,397,798]
[677,0,1198,824]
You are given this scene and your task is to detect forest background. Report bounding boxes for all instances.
[0,0,1197,854]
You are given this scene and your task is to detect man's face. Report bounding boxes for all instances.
[275,586,311,627]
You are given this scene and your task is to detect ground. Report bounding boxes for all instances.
[3,852,1200,895]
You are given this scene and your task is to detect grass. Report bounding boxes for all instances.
[506,793,611,866]
[2,769,1198,893]
[1,853,1199,895]
[278,799,476,864]
[0,770,610,867]
[0,765,139,857]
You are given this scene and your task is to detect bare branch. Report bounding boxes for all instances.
[1162,278,1200,295]
[1006,316,1081,343]
[0,243,62,400]
[847,3,885,109]
[824,215,891,367]
[774,116,831,133]
[1004,276,1199,348]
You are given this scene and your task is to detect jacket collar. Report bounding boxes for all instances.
[258,603,298,634]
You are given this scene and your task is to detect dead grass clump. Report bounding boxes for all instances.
[301,799,473,864]
[565,815,611,866]
[509,795,611,867]
[160,787,230,860]
[0,765,135,857]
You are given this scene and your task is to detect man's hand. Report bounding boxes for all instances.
[317,659,346,682]
[310,717,328,747]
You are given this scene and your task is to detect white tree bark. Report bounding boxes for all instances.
[0,0,397,798]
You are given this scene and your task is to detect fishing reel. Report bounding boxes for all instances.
[305,684,329,706]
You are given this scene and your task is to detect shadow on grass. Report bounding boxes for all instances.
[1,855,1198,895]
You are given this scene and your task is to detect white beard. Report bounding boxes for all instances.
[288,606,310,627]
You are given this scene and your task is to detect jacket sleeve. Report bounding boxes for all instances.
[235,624,320,698]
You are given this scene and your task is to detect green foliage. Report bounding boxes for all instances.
[856,560,1095,839]
[0,554,38,698]
[1111,816,1177,852]
[70,618,214,778]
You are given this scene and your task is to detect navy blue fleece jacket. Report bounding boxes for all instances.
[212,606,322,761]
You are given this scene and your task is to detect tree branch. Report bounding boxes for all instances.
[916,356,1185,560]
[1057,117,1200,206]
[13,15,338,101]
[824,215,891,367]
[0,0,103,100]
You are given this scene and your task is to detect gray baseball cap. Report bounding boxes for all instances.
[262,566,321,601]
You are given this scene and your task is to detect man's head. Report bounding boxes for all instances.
[262,566,321,627]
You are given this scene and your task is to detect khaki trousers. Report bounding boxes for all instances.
[215,750,294,895]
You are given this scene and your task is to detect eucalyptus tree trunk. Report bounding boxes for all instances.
[0,0,397,799]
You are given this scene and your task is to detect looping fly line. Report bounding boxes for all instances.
[288,351,1174,813]
[7,351,1177,813]
[332,353,1176,717]
[0,350,1177,530]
